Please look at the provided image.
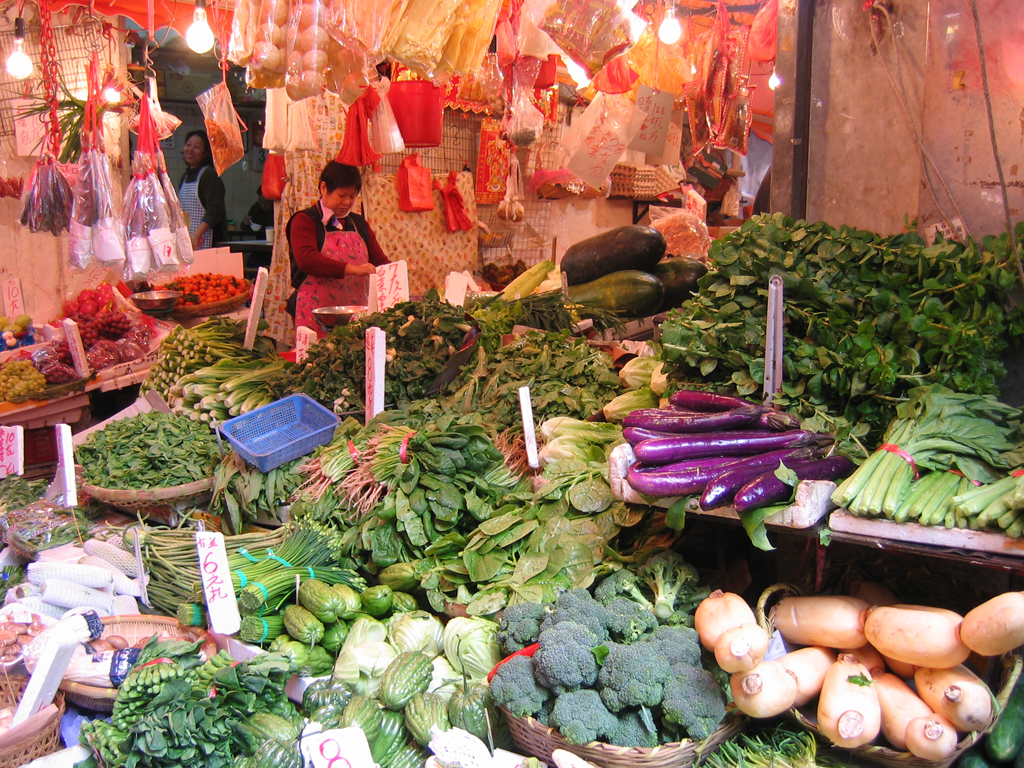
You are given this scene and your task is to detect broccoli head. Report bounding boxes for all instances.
[541,588,610,642]
[597,641,671,712]
[636,550,702,620]
[660,664,727,741]
[607,709,659,748]
[594,569,654,612]
[489,654,551,718]
[605,598,659,644]
[642,624,701,668]
[550,688,620,745]
[533,621,601,694]
[497,601,549,656]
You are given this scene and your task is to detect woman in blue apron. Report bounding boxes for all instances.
[178,130,227,251]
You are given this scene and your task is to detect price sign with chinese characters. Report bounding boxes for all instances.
[61,319,91,379]
[44,424,76,508]
[195,532,241,634]
[629,86,676,156]
[567,97,643,190]
[374,261,409,313]
[0,426,24,478]
[295,326,318,363]
[364,327,386,425]
[518,386,540,469]
[301,727,375,768]
[646,109,686,166]
[243,267,270,350]
[3,279,25,320]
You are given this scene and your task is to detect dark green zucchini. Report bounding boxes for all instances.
[961,748,996,768]
[653,257,708,312]
[990,678,1024,762]
[561,226,666,285]
[567,270,665,318]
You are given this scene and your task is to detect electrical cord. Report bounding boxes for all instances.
[967,0,1024,289]
[867,1,971,240]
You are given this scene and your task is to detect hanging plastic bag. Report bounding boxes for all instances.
[155,149,194,265]
[540,0,641,77]
[285,0,329,101]
[262,153,287,200]
[397,153,435,212]
[327,0,394,60]
[506,59,544,149]
[436,0,503,76]
[388,0,463,78]
[264,87,289,152]
[247,0,288,88]
[434,171,474,232]
[497,154,524,222]
[19,155,72,236]
[591,55,638,94]
[749,0,778,62]
[714,82,755,156]
[129,77,182,140]
[368,78,405,155]
[712,26,750,136]
[228,0,257,66]
[286,97,319,152]
[324,38,373,106]
[197,81,246,176]
[336,84,381,166]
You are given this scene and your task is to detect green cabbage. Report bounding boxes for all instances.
[602,386,659,422]
[619,356,668,395]
[388,611,445,656]
[331,641,398,696]
[427,655,461,701]
[539,417,621,444]
[341,616,387,651]
[442,617,501,682]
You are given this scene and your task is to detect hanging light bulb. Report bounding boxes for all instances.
[186,0,216,54]
[659,2,682,45]
[103,86,122,104]
[6,18,33,81]
[768,68,781,90]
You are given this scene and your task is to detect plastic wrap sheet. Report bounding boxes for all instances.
[197,82,246,175]
[387,0,462,77]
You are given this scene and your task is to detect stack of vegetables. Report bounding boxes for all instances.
[489,552,724,749]
[209,451,305,534]
[11,551,143,621]
[718,583,1024,762]
[171,357,289,423]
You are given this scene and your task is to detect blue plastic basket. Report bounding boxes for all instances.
[219,394,339,472]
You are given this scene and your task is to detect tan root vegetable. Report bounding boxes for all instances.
[873,672,934,751]
[773,595,869,649]
[961,592,1024,657]
[904,715,960,760]
[849,577,899,608]
[695,591,757,651]
[817,654,882,748]
[778,647,836,707]
[842,644,887,680]
[730,660,799,718]
[881,653,918,679]
[714,622,770,673]
[864,605,970,668]
[915,665,994,732]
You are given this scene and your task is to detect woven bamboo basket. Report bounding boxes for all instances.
[59,615,216,712]
[756,583,1023,768]
[171,283,253,320]
[0,676,65,768]
[81,476,214,524]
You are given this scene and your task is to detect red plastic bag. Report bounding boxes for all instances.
[434,171,473,232]
[336,85,382,166]
[262,153,287,200]
[749,0,779,62]
[396,153,435,212]
[591,55,638,94]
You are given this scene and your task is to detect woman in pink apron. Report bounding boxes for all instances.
[287,162,391,336]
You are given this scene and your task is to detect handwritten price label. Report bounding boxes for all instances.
[61,318,91,378]
[302,727,375,768]
[243,267,270,351]
[195,532,241,635]
[295,326,317,363]
[629,86,675,156]
[3,279,25,320]
[518,386,540,469]
[0,426,24,478]
[375,261,409,313]
[364,327,386,425]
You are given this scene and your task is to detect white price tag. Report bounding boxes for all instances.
[132,529,149,607]
[3,279,25,320]
[629,86,675,156]
[518,386,539,469]
[243,267,270,350]
[444,271,470,307]
[0,426,24,478]
[685,189,707,220]
[195,532,241,635]
[6,606,32,624]
[364,327,386,425]
[148,227,177,271]
[301,727,375,768]
[61,318,91,379]
[374,261,409,312]
[44,424,76,508]
[12,99,45,157]
[295,326,318,363]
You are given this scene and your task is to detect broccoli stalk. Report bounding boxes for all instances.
[636,550,701,620]
[593,569,654,612]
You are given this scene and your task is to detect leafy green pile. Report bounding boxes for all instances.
[660,215,1024,446]
[76,412,221,490]
[0,476,45,510]
[288,289,474,413]
[209,452,304,534]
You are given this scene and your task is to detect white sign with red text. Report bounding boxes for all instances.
[61,319,91,378]
[195,532,241,635]
[295,326,317,363]
[0,426,24,478]
[373,261,409,313]
[629,86,675,156]
[364,327,386,425]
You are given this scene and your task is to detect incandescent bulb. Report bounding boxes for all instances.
[103,86,122,104]
[565,58,591,88]
[768,69,781,90]
[186,8,215,54]
[659,14,682,44]
[6,40,32,80]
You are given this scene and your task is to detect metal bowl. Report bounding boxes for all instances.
[313,305,367,329]
[132,290,182,312]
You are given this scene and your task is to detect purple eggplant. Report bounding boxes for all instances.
[623,405,767,433]
[627,460,740,498]
[698,448,823,510]
[634,430,835,466]
[629,456,739,475]
[757,410,802,431]
[624,427,680,445]
[733,456,855,513]
[668,390,759,412]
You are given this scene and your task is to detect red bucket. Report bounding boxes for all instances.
[389,80,443,148]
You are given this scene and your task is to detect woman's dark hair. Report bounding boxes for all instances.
[320,161,362,193]
[184,130,214,167]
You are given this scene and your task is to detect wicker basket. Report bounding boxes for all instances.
[171,283,253,320]
[502,706,743,768]
[80,476,214,525]
[59,615,216,712]
[756,583,1023,768]
[0,676,65,768]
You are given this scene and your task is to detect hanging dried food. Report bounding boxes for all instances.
[497,153,525,223]
[247,0,288,87]
[285,0,329,101]
[19,155,73,236]
[388,0,463,77]
[540,0,639,77]
[506,59,544,148]
[197,82,246,175]
[129,78,182,141]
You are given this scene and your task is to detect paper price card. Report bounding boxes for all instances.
[567,95,644,190]
[364,327,386,425]
[195,532,241,635]
[444,271,470,307]
[629,86,676,156]
[295,326,318,363]
[0,426,24,478]
[3,279,25,320]
[301,727,375,768]
[61,318,91,378]
[518,386,540,469]
[375,261,409,313]
[243,267,270,351]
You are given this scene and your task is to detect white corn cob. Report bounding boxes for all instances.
[78,556,142,598]
[83,539,139,577]
[40,579,115,613]
[14,597,66,620]
[112,595,139,615]
[28,562,113,589]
